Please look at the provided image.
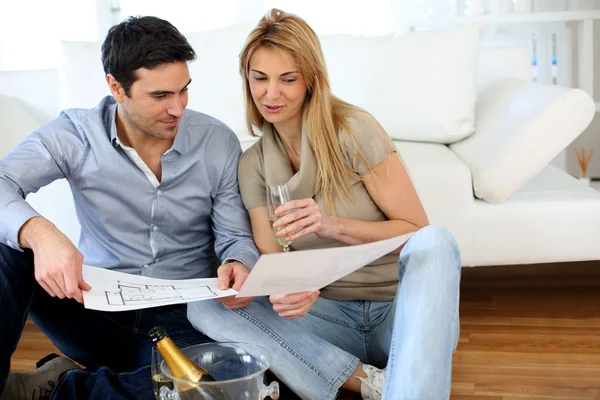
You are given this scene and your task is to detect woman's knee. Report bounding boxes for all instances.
[399,225,461,272]
[408,225,459,255]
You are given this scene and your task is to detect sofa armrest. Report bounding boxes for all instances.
[450,79,595,203]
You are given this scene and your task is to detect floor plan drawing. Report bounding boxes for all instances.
[82,265,237,312]
[105,281,218,306]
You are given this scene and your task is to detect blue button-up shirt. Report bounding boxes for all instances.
[0,96,259,279]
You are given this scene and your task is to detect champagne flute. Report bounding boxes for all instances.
[151,347,174,399]
[266,184,293,252]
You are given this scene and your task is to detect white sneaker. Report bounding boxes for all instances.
[356,364,385,400]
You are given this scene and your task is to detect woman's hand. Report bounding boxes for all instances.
[270,291,320,318]
[273,198,336,242]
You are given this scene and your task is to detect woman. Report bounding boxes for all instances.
[188,9,461,400]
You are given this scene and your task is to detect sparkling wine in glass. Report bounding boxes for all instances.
[151,347,174,399]
[267,184,293,252]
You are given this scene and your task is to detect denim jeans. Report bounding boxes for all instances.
[0,244,213,400]
[188,225,462,400]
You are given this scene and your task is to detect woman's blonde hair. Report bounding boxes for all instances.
[240,9,384,213]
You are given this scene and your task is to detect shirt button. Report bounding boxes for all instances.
[156,190,163,196]
[143,264,150,268]
[152,225,158,231]
[6,240,12,247]
[155,258,161,263]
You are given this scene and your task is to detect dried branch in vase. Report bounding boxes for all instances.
[575,147,594,178]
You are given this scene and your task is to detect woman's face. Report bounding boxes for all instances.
[248,47,308,129]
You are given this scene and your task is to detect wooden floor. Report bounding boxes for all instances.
[12,261,600,399]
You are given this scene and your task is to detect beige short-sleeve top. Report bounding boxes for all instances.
[238,112,398,301]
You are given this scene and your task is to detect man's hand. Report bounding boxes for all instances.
[19,217,91,304]
[216,261,253,309]
[270,290,320,319]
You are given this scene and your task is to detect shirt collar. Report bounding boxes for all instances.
[108,101,119,147]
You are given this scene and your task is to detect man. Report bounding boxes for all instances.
[0,16,258,399]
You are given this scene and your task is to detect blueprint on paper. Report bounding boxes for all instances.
[82,265,237,312]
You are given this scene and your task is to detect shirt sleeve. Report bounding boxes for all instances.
[339,112,397,176]
[237,142,267,210]
[0,116,84,251]
[210,130,260,269]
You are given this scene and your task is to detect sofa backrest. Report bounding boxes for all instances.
[0,23,535,245]
[56,23,531,142]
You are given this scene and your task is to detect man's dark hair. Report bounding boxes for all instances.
[101,16,196,96]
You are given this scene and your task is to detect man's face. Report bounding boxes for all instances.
[118,62,191,141]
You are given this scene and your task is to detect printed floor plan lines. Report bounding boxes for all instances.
[105,281,218,306]
[82,265,236,311]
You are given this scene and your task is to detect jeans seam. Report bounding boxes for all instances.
[446,252,462,391]
[307,310,362,329]
[363,302,375,364]
[231,307,335,386]
[325,356,359,400]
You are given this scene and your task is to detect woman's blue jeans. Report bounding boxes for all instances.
[188,225,462,400]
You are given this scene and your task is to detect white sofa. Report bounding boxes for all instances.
[1,22,600,267]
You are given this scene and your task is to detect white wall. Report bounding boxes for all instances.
[0,69,60,121]
[565,18,600,179]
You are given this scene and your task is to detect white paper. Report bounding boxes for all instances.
[82,265,237,312]
[236,232,414,298]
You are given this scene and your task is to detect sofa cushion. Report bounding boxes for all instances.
[394,141,475,265]
[450,79,596,203]
[322,25,480,144]
[472,164,600,265]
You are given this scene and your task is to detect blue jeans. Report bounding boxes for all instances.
[0,244,213,400]
[187,225,461,400]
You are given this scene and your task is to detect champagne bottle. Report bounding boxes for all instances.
[149,326,217,391]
